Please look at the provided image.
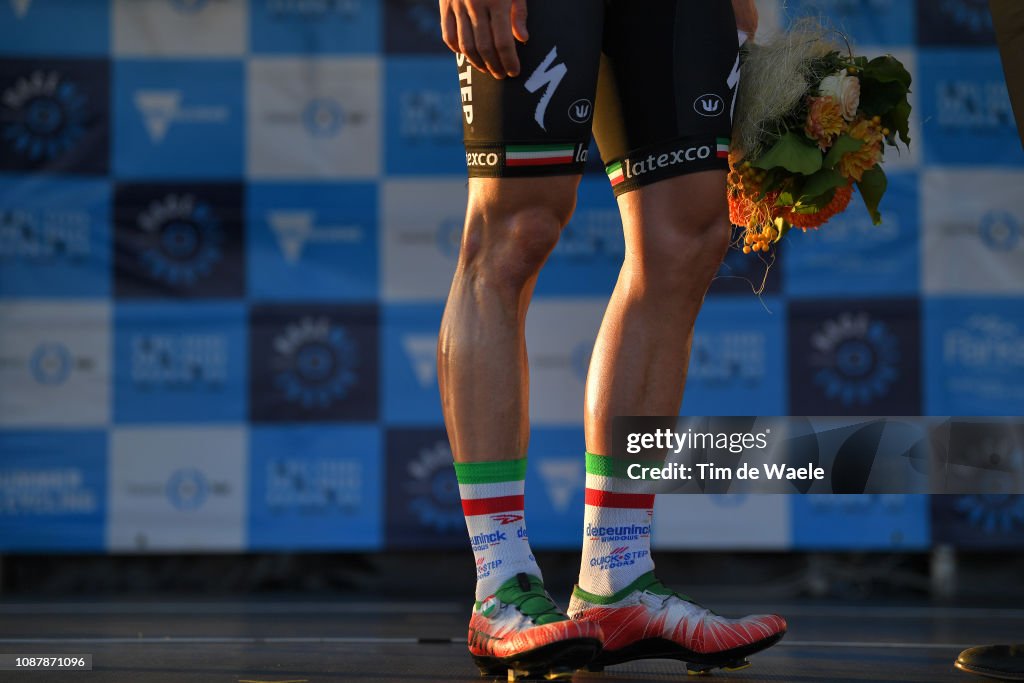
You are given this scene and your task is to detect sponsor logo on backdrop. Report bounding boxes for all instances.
[405,437,462,534]
[810,312,900,406]
[0,207,91,263]
[166,468,209,510]
[262,96,365,139]
[538,458,581,513]
[383,0,448,53]
[977,211,1020,253]
[400,89,461,140]
[134,89,228,143]
[29,343,73,385]
[0,465,98,515]
[920,0,993,41]
[2,70,88,162]
[170,0,212,12]
[120,466,230,512]
[402,333,437,387]
[434,218,463,259]
[553,209,622,261]
[267,210,362,264]
[938,79,1014,130]
[264,0,361,17]
[272,317,358,409]
[954,495,1024,534]
[130,332,227,389]
[136,193,224,286]
[944,315,1024,372]
[691,331,766,385]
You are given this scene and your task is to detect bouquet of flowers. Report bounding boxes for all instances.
[728,22,912,254]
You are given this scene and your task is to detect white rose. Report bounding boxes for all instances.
[819,72,861,121]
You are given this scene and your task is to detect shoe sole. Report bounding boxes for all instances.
[474,638,602,680]
[588,629,786,672]
[955,660,1024,681]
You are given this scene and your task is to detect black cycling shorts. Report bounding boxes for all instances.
[457,0,740,196]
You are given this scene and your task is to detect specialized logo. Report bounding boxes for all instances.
[727,53,742,121]
[490,513,524,525]
[10,0,32,19]
[401,333,438,388]
[568,98,592,124]
[0,207,91,262]
[134,90,229,144]
[585,522,651,542]
[136,194,224,287]
[131,333,228,388]
[2,70,89,162]
[29,343,72,385]
[302,98,345,138]
[694,93,725,117]
[524,47,567,131]
[537,458,581,513]
[979,211,1020,252]
[811,312,900,405]
[272,316,358,408]
[267,210,362,264]
[165,468,209,511]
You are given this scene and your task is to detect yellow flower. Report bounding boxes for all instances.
[805,96,844,151]
[838,119,884,182]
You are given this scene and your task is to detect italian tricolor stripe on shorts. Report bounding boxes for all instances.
[606,162,625,187]
[717,137,730,158]
[506,144,575,167]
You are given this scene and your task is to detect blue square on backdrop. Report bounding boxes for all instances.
[0,0,109,56]
[525,428,585,549]
[113,182,246,299]
[0,58,109,175]
[114,302,248,423]
[384,57,465,175]
[784,173,919,298]
[384,0,448,54]
[384,427,464,549]
[250,0,381,54]
[788,299,921,415]
[917,0,995,46]
[382,304,444,425]
[0,177,111,298]
[918,49,1024,167]
[249,303,379,423]
[0,431,107,551]
[113,60,244,179]
[786,0,915,47]
[682,297,788,416]
[924,298,1024,416]
[792,495,930,549]
[248,425,383,550]
[535,178,622,298]
[248,183,378,301]
[932,495,1024,548]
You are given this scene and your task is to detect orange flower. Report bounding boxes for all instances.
[787,184,854,229]
[838,119,883,182]
[805,96,844,150]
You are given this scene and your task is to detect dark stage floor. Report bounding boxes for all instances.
[0,599,1017,682]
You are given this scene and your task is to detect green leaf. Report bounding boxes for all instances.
[823,134,864,169]
[862,55,912,89]
[884,98,912,147]
[856,166,887,226]
[858,81,907,118]
[796,169,847,208]
[752,132,822,175]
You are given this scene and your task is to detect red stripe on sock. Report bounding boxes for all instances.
[584,488,655,509]
[461,495,525,516]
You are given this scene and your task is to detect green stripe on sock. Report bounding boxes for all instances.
[584,452,635,479]
[572,571,678,605]
[453,458,527,484]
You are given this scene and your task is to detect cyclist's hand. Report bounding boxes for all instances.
[732,0,758,40]
[440,0,528,79]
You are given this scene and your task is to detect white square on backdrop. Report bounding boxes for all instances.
[113,0,248,56]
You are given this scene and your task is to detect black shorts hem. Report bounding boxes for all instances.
[605,135,730,197]
[464,141,590,178]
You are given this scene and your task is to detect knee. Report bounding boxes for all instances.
[459,195,575,294]
[636,209,731,294]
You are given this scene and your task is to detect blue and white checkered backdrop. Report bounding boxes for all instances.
[1,0,1023,553]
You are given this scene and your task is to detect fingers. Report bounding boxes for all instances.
[511,0,529,44]
[440,1,459,53]
[467,6,508,79]
[455,5,485,73]
[489,8,520,77]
